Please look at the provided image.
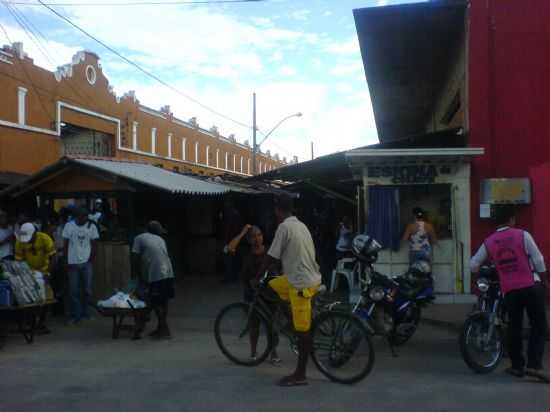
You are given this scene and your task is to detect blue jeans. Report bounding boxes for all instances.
[68,262,93,321]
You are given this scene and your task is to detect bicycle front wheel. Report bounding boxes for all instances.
[214,302,273,366]
[311,311,375,384]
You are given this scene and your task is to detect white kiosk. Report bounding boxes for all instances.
[346,148,484,301]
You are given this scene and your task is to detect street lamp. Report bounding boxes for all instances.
[252,92,302,175]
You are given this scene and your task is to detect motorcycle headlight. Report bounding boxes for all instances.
[368,286,385,302]
[476,277,490,293]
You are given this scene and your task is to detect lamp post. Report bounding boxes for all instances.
[252,92,302,175]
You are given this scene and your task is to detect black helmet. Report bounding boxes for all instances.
[352,235,382,264]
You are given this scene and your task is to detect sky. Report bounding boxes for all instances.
[0,0,422,162]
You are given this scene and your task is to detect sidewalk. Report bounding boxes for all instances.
[422,299,550,340]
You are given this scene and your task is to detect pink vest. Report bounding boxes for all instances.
[485,228,534,295]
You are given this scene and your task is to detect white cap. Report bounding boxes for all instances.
[17,222,36,243]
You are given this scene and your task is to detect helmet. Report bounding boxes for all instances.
[352,235,382,264]
[409,260,431,276]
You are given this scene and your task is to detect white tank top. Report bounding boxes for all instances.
[410,222,431,253]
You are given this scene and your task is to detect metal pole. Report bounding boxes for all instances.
[252,92,257,175]
[311,141,314,160]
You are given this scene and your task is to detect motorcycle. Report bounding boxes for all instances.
[347,235,436,355]
[459,265,506,373]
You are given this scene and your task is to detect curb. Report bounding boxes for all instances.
[422,318,461,333]
[422,318,550,341]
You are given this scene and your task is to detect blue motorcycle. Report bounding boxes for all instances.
[348,235,435,354]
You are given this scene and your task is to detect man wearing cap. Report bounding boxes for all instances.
[132,221,175,340]
[15,222,56,332]
[63,208,99,324]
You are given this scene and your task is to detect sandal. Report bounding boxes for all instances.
[277,375,308,387]
[270,357,282,365]
[525,368,550,383]
[505,367,525,378]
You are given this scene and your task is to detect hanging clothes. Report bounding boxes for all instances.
[367,186,401,251]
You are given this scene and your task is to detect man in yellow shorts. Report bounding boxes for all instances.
[264,194,322,386]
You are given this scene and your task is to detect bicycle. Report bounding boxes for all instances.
[214,272,375,384]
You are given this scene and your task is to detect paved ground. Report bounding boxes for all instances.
[2,311,550,412]
[2,278,550,411]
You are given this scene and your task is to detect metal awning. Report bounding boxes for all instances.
[1,157,279,198]
[73,158,229,195]
[354,1,467,142]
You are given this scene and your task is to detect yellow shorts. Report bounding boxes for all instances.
[268,275,317,332]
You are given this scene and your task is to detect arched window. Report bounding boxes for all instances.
[182,138,186,160]
[206,146,210,166]
[168,133,173,158]
[195,142,199,163]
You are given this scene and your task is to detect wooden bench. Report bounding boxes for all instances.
[0,300,57,345]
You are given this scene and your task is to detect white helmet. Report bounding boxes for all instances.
[352,235,382,264]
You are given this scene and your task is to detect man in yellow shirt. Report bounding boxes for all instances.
[15,222,56,332]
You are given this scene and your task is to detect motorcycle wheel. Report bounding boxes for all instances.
[389,306,421,346]
[459,312,503,374]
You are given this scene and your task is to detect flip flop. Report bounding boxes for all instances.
[505,367,525,378]
[277,376,308,387]
[525,369,550,383]
[270,357,282,365]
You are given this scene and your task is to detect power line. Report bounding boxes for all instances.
[4,2,100,110]
[0,16,55,124]
[35,0,254,131]
[6,0,265,7]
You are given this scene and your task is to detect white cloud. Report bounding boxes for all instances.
[0,23,80,72]
[326,36,360,55]
[330,61,364,77]
[377,0,389,6]
[323,11,333,17]
[251,17,274,28]
[291,9,312,21]
[0,4,379,161]
[277,66,297,77]
[334,83,354,94]
[270,51,284,62]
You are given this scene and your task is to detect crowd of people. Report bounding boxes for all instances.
[2,194,549,385]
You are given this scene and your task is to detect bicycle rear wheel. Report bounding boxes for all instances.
[311,311,375,384]
[214,302,273,366]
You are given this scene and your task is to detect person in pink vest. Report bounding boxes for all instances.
[471,205,549,382]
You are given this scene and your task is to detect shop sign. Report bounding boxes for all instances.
[368,165,439,184]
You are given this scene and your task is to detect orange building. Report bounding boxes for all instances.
[0,42,286,183]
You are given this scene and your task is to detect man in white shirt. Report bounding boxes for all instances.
[263,195,322,387]
[0,210,14,260]
[63,208,99,324]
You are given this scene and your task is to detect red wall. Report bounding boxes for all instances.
[469,0,550,254]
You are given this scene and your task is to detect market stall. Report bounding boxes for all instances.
[346,147,484,297]
[0,260,56,345]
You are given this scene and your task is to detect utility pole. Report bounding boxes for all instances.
[252,92,257,175]
[311,141,314,160]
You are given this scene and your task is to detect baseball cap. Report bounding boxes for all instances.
[17,222,36,243]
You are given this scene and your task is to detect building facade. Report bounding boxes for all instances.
[0,42,286,180]
[355,0,550,295]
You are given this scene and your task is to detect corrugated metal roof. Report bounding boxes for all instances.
[73,158,229,195]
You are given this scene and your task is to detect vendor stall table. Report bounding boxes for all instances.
[0,300,56,345]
